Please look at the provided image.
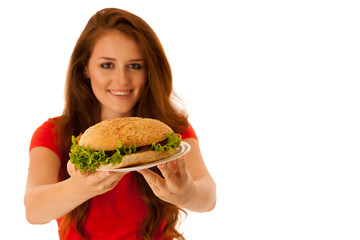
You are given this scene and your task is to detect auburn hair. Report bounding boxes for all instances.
[56,8,188,240]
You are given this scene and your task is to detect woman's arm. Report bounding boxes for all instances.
[138,138,216,213]
[24,147,126,224]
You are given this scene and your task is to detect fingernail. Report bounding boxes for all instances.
[158,163,165,168]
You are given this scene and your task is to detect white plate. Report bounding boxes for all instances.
[96,141,191,172]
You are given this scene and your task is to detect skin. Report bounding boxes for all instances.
[24,30,216,225]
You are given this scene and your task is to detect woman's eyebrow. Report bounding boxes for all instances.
[97,57,144,62]
[98,57,116,61]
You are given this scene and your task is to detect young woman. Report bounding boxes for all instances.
[24,8,216,240]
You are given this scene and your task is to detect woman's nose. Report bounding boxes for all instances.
[114,68,130,85]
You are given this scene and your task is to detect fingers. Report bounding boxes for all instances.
[67,160,128,194]
[138,168,164,184]
[137,155,191,204]
[98,171,125,185]
[159,155,187,179]
[157,163,174,180]
[138,169,162,192]
[175,155,187,175]
[138,155,187,189]
[95,171,125,191]
[67,160,91,177]
[67,160,75,175]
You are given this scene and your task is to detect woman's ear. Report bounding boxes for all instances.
[84,67,90,78]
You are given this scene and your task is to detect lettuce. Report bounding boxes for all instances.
[150,132,181,153]
[69,133,181,172]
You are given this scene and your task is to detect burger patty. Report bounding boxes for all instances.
[104,138,169,156]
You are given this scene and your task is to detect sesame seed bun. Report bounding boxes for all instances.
[78,117,176,169]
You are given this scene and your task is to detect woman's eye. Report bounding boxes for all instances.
[128,63,142,69]
[101,63,114,69]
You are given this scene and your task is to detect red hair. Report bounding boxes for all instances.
[57,8,188,239]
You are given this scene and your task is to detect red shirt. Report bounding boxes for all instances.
[29,117,197,240]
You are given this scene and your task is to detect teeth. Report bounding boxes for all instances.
[110,90,130,96]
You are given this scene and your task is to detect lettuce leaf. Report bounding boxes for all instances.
[69,133,181,172]
[150,132,181,153]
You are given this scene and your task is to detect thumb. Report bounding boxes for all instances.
[67,160,76,175]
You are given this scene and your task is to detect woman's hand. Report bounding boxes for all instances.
[137,156,196,207]
[25,148,130,224]
[67,160,127,198]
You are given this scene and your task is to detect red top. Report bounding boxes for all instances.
[29,117,197,240]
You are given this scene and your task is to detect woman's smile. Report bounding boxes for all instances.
[108,89,132,97]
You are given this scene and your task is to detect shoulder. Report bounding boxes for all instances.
[31,116,61,139]
[34,116,61,130]
[179,122,198,141]
[29,116,62,158]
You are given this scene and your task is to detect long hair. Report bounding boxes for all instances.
[57,8,188,240]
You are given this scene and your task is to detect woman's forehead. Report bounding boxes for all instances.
[91,30,143,59]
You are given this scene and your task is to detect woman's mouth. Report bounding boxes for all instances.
[108,90,132,96]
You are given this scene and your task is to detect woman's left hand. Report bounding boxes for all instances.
[137,155,195,207]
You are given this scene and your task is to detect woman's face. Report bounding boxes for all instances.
[86,30,147,120]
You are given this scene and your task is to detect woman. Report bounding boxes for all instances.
[24,8,216,240]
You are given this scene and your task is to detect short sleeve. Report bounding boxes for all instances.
[29,118,61,159]
[180,122,198,140]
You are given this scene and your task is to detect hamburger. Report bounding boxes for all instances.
[69,117,182,172]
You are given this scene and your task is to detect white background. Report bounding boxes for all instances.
[0,0,359,239]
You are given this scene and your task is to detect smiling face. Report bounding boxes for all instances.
[86,30,147,121]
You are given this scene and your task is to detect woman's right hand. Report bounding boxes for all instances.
[67,160,127,197]
[25,148,128,224]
